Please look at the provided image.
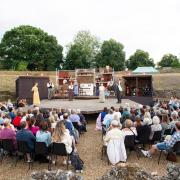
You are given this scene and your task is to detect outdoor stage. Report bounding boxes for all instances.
[39,98,142,114]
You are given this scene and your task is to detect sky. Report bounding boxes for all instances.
[0,0,180,63]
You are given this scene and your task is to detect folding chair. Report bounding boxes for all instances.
[16,140,33,170]
[1,139,16,165]
[150,131,162,144]
[124,135,140,159]
[50,142,70,170]
[34,142,51,170]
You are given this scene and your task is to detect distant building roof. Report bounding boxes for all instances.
[132,67,158,74]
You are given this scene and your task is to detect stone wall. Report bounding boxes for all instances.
[99,163,180,180]
[153,89,180,99]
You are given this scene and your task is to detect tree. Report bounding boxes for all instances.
[63,30,100,69]
[0,25,63,70]
[96,39,125,71]
[126,49,154,70]
[158,54,180,68]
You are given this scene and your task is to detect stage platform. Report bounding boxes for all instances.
[39,98,141,114]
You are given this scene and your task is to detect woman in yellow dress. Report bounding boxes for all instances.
[32,83,40,105]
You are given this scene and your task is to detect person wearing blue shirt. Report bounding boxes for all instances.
[63,113,75,136]
[16,121,35,151]
[36,120,51,147]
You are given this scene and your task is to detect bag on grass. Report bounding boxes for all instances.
[70,152,84,171]
[166,152,177,162]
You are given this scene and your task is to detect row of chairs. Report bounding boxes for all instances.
[0,139,69,170]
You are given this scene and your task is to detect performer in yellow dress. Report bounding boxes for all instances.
[32,83,40,105]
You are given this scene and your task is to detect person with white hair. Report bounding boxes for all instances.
[113,108,121,123]
[149,116,162,140]
[168,111,179,130]
[144,111,152,125]
[0,118,16,148]
[104,120,127,165]
[103,109,114,129]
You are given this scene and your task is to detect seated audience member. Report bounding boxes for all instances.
[104,120,127,165]
[27,109,33,118]
[36,121,51,147]
[149,116,162,140]
[63,113,75,136]
[49,114,56,130]
[134,116,143,128]
[122,119,137,137]
[69,109,86,132]
[33,107,44,126]
[103,109,114,129]
[169,111,179,129]
[8,107,16,121]
[95,107,107,130]
[77,109,87,127]
[0,112,4,125]
[129,109,136,122]
[136,117,151,142]
[141,122,180,158]
[13,111,22,129]
[0,118,16,148]
[121,107,130,124]
[100,107,108,122]
[16,121,35,162]
[113,108,121,122]
[144,111,152,125]
[161,114,169,132]
[28,117,39,136]
[52,121,73,164]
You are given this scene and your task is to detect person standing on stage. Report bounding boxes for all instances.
[47,80,54,100]
[68,82,74,101]
[99,83,105,103]
[32,83,40,106]
[73,80,79,96]
[114,79,123,103]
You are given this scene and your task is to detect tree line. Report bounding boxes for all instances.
[0,25,179,71]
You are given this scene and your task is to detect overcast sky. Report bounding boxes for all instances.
[1,0,180,62]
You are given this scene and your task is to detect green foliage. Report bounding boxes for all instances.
[126,49,155,70]
[158,54,180,68]
[96,39,125,71]
[0,25,63,70]
[63,30,100,69]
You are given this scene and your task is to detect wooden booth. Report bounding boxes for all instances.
[16,76,49,104]
[122,75,154,105]
[123,75,153,97]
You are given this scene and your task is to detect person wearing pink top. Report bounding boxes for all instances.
[27,117,39,136]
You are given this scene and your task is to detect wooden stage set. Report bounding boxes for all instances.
[39,97,152,114]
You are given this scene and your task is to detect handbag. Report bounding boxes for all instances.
[166,152,177,162]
